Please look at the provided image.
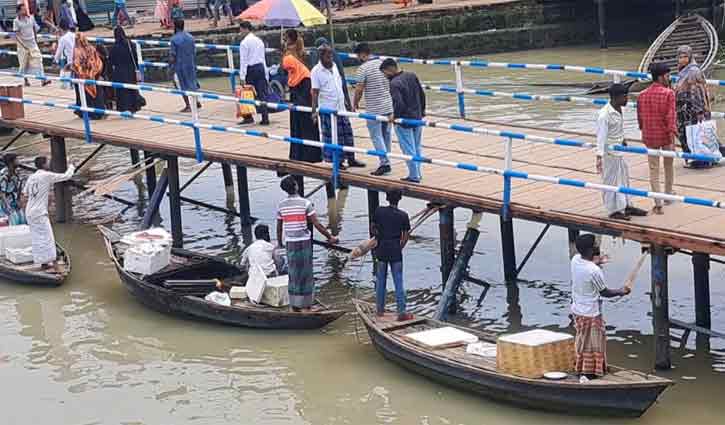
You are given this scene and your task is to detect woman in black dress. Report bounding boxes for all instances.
[282,53,322,164]
[109,26,144,113]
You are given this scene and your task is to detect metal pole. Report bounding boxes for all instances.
[454,63,466,119]
[326,4,335,47]
[50,136,72,223]
[330,111,340,189]
[167,157,183,248]
[439,207,455,284]
[77,81,92,144]
[141,168,168,229]
[598,0,608,49]
[190,95,203,162]
[221,163,235,204]
[143,151,157,198]
[568,228,579,259]
[651,244,671,369]
[236,165,252,226]
[693,252,711,330]
[134,41,145,82]
[226,46,236,93]
[435,217,480,321]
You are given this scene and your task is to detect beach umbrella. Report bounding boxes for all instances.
[238,0,327,27]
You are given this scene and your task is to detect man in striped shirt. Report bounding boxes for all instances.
[276,176,338,310]
[353,43,394,176]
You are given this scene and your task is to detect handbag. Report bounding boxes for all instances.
[686,120,723,162]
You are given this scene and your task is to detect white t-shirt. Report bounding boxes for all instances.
[238,32,267,81]
[570,254,607,317]
[54,31,76,66]
[596,103,624,157]
[311,62,347,112]
[23,166,75,220]
[241,239,277,277]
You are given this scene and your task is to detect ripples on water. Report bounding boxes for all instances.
[0,45,724,424]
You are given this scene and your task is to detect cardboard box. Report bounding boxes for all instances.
[260,275,289,307]
[0,84,24,120]
[6,247,33,264]
[124,243,170,275]
[496,330,575,378]
[0,225,31,256]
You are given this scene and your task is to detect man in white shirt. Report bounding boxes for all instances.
[238,21,270,126]
[596,83,647,220]
[240,224,279,277]
[22,156,75,271]
[570,234,630,378]
[311,45,365,168]
[53,20,75,76]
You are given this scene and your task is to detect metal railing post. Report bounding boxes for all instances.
[330,110,340,189]
[502,137,513,219]
[454,62,466,119]
[77,81,92,143]
[226,46,236,94]
[190,94,203,162]
[134,41,145,83]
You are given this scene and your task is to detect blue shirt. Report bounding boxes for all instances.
[115,0,126,5]
[170,31,199,91]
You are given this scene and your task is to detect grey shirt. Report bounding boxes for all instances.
[13,16,39,49]
[356,58,393,115]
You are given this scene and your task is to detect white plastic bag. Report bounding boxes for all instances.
[60,69,72,90]
[686,120,723,162]
[204,291,231,306]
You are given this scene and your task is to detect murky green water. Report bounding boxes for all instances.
[0,44,724,424]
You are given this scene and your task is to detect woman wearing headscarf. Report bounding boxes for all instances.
[675,45,712,168]
[0,153,27,226]
[282,52,321,166]
[110,26,144,112]
[72,33,106,119]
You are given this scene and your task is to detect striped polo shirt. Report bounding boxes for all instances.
[356,58,394,115]
[277,195,315,243]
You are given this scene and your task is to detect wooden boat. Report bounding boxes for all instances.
[355,301,672,417]
[99,226,346,329]
[0,243,70,286]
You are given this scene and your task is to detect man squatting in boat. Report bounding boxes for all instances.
[570,234,631,378]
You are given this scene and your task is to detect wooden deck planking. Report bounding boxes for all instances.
[5,83,725,255]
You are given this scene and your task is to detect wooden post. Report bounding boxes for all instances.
[143,151,157,198]
[439,207,455,284]
[236,165,252,226]
[367,189,379,237]
[434,226,480,321]
[167,157,183,248]
[713,0,719,24]
[141,169,168,229]
[50,136,72,223]
[674,0,681,18]
[651,245,671,370]
[221,163,235,205]
[597,0,608,49]
[500,215,517,284]
[568,228,579,259]
[693,253,711,330]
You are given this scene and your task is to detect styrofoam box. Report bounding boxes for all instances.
[229,286,247,300]
[405,327,479,348]
[6,247,33,264]
[466,342,498,358]
[121,228,172,248]
[0,225,31,256]
[261,275,290,307]
[124,243,171,275]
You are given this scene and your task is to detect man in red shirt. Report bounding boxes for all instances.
[637,63,678,215]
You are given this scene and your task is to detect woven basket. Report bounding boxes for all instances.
[496,330,575,379]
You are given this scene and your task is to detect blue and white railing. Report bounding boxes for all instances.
[1,92,722,212]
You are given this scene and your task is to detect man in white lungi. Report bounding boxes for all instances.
[595,84,647,221]
[22,156,75,271]
[13,3,50,88]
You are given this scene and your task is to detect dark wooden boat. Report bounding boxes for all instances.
[355,301,672,417]
[99,226,346,329]
[0,243,70,286]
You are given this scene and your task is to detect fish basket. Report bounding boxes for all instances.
[496,330,575,379]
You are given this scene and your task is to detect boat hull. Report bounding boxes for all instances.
[0,244,69,287]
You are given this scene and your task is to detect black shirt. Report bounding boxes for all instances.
[372,205,411,262]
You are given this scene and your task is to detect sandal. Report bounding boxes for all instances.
[608,212,631,221]
[652,206,664,215]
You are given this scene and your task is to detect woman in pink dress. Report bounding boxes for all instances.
[155,0,170,28]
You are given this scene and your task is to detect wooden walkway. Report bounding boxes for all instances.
[4,82,725,255]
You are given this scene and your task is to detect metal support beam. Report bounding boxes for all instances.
[141,168,168,229]
[130,149,140,165]
[568,228,580,259]
[500,215,517,284]
[236,165,252,226]
[143,151,157,198]
[693,252,711,330]
[221,163,235,202]
[50,136,72,223]
[294,175,305,197]
[180,161,213,192]
[178,195,257,221]
[597,0,608,49]
[515,224,551,277]
[439,207,455,284]
[435,226,480,321]
[651,245,671,370]
[167,157,183,248]
[1,130,25,151]
[675,0,681,17]
[76,144,105,172]
[367,189,380,237]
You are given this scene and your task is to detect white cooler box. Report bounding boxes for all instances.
[121,228,172,248]
[261,275,290,307]
[0,225,31,256]
[124,243,171,275]
[6,247,33,264]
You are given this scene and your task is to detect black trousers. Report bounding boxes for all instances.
[245,63,269,123]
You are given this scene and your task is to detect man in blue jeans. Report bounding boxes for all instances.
[372,190,413,321]
[353,43,394,176]
[380,58,426,183]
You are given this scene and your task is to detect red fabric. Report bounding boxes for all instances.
[637,83,678,148]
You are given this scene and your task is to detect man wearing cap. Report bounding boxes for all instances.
[637,63,678,215]
[595,84,647,220]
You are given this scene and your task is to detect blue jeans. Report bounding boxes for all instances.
[367,121,391,167]
[395,125,423,181]
[375,261,406,315]
[112,5,130,26]
[213,0,231,21]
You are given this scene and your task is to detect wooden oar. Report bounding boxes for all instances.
[624,251,649,291]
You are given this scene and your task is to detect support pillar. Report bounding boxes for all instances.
[221,163,235,205]
[597,0,608,49]
[713,0,719,25]
[500,215,517,284]
[651,245,671,369]
[367,189,379,237]
[435,225,480,321]
[50,136,72,223]
[141,169,168,229]
[143,151,157,198]
[568,228,579,259]
[675,0,681,18]
[439,207,455,284]
[693,253,711,329]
[130,149,140,165]
[236,165,252,226]
[167,157,183,249]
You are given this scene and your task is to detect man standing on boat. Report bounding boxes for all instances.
[371,190,413,321]
[570,234,631,378]
[22,156,75,272]
[595,83,647,220]
[276,176,338,311]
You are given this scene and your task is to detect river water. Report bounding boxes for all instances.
[1,44,724,424]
